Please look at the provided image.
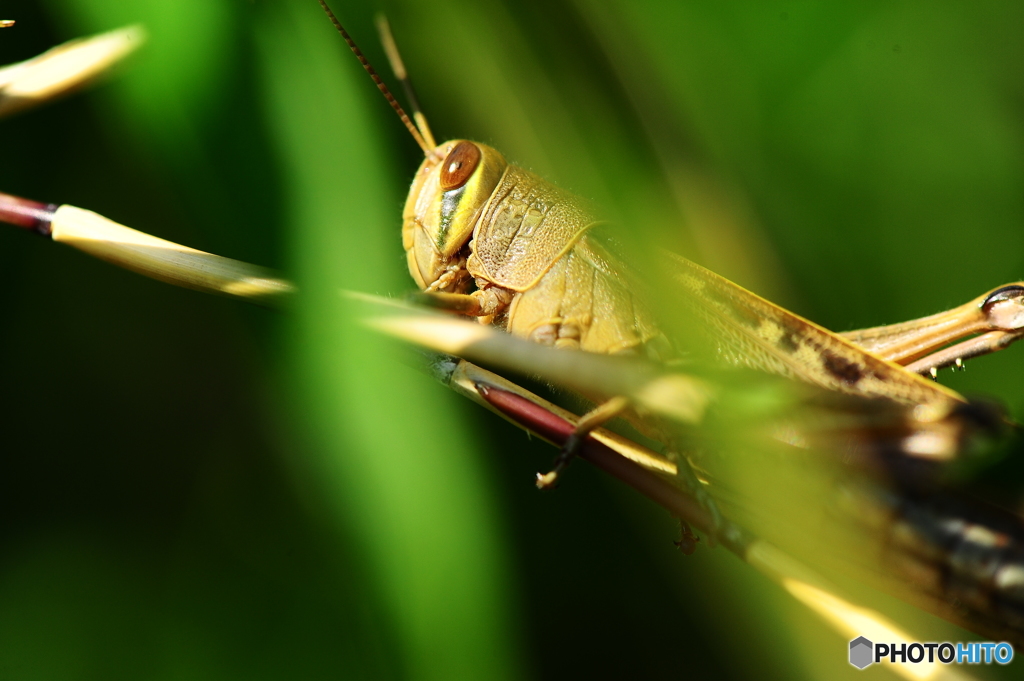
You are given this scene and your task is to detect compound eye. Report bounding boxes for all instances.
[983,285,1024,308]
[439,141,481,191]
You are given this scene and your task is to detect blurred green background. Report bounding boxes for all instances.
[2,1,1024,679]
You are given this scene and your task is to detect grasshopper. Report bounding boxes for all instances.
[2,5,1024,679]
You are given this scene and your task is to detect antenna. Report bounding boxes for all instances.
[375,14,437,150]
[317,1,434,156]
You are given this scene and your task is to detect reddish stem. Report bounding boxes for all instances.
[476,383,739,547]
[0,192,57,236]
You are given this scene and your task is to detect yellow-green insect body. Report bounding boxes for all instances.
[402,140,969,418]
[403,139,661,356]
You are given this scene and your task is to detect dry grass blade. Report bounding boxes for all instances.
[0,24,144,118]
[350,291,711,424]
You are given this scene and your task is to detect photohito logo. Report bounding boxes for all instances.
[849,637,1013,669]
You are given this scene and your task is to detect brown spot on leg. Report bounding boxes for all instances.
[822,351,863,385]
[777,318,808,354]
[778,333,800,353]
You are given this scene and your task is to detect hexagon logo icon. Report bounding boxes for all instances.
[849,636,874,669]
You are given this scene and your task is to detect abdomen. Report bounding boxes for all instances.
[505,232,662,355]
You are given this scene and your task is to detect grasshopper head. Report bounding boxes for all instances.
[402,140,507,290]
